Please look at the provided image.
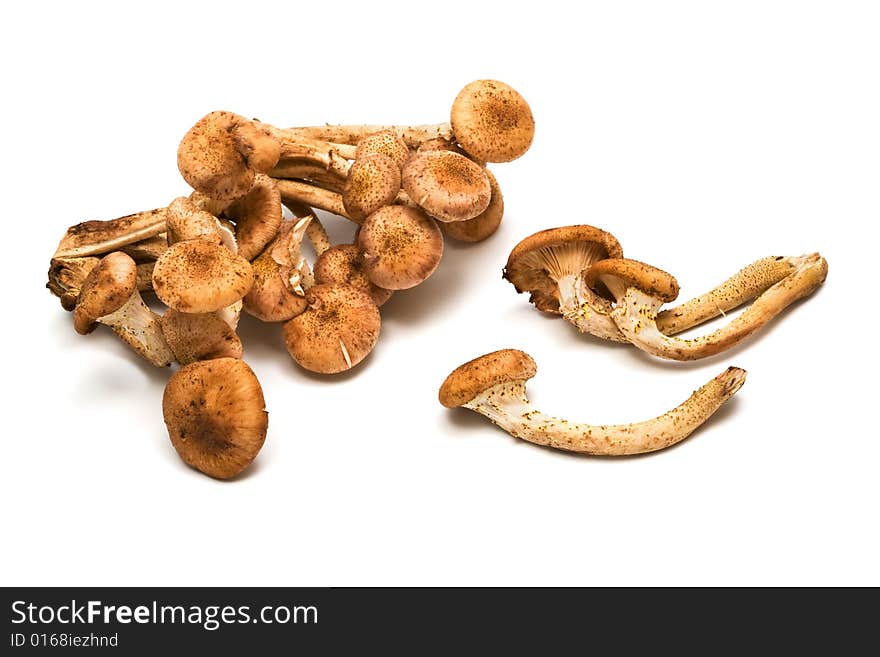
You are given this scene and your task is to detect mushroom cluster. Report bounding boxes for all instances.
[503,225,828,361]
[45,79,534,479]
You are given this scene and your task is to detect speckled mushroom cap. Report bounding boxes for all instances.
[314,244,393,307]
[355,130,410,170]
[160,309,243,365]
[439,349,537,408]
[342,154,401,223]
[441,168,503,242]
[152,240,254,313]
[242,242,308,322]
[450,80,535,163]
[165,197,224,247]
[402,150,491,223]
[357,205,443,290]
[503,225,624,313]
[223,174,283,261]
[73,251,138,334]
[282,283,381,374]
[162,358,267,480]
[177,111,281,201]
[584,258,680,303]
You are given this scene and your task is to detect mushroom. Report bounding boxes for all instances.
[354,130,410,170]
[160,309,243,365]
[439,349,746,455]
[222,173,283,260]
[342,154,402,222]
[282,283,381,374]
[314,244,393,307]
[282,79,535,162]
[162,357,268,480]
[585,254,829,360]
[177,111,281,201]
[73,252,174,366]
[152,240,254,313]
[53,208,168,259]
[503,225,627,341]
[441,168,504,242]
[357,205,443,290]
[402,150,491,222]
[164,197,225,247]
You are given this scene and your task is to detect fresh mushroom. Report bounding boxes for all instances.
[177,111,281,201]
[222,173,283,260]
[162,357,268,479]
[402,150,491,223]
[585,254,829,361]
[282,283,381,374]
[73,252,174,366]
[284,79,535,162]
[152,240,254,313]
[357,205,443,290]
[342,154,402,222]
[441,168,504,242]
[503,225,627,341]
[314,244,393,307]
[439,349,746,455]
[354,130,410,170]
[160,309,243,364]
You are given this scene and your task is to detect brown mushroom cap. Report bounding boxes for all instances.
[152,240,254,313]
[342,154,402,223]
[223,174,283,261]
[314,244,393,307]
[160,309,243,365]
[162,358,268,480]
[357,206,443,290]
[73,251,138,334]
[417,137,469,157]
[441,168,504,242]
[584,258,680,303]
[355,130,410,170]
[177,111,280,201]
[450,80,535,163]
[503,225,624,313]
[402,150,491,223]
[282,283,381,374]
[242,243,308,322]
[165,197,224,247]
[439,349,537,408]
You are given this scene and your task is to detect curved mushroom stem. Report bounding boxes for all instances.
[53,209,167,259]
[281,123,453,148]
[264,128,355,176]
[557,254,817,343]
[611,253,828,361]
[284,201,331,257]
[465,367,746,455]
[99,290,174,367]
[277,179,348,219]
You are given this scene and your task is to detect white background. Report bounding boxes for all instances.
[2,1,877,586]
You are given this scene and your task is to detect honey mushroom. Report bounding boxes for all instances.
[160,309,243,365]
[284,79,535,163]
[439,349,746,456]
[73,252,174,367]
[314,244,394,307]
[162,358,268,480]
[357,206,444,290]
[586,255,829,361]
[401,150,491,223]
[282,283,381,374]
[440,168,504,243]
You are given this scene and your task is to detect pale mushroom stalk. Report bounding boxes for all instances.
[466,367,745,455]
[606,253,828,361]
[265,128,355,176]
[440,350,745,456]
[277,179,348,218]
[99,291,175,367]
[53,208,168,259]
[280,123,454,149]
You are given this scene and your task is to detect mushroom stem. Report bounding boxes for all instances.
[557,254,819,343]
[654,255,811,335]
[99,291,174,367]
[48,258,154,309]
[611,253,828,361]
[53,209,167,259]
[281,123,453,149]
[265,128,355,175]
[277,179,348,218]
[464,367,746,456]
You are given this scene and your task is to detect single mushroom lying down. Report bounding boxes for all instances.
[439,349,746,456]
[586,254,828,361]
